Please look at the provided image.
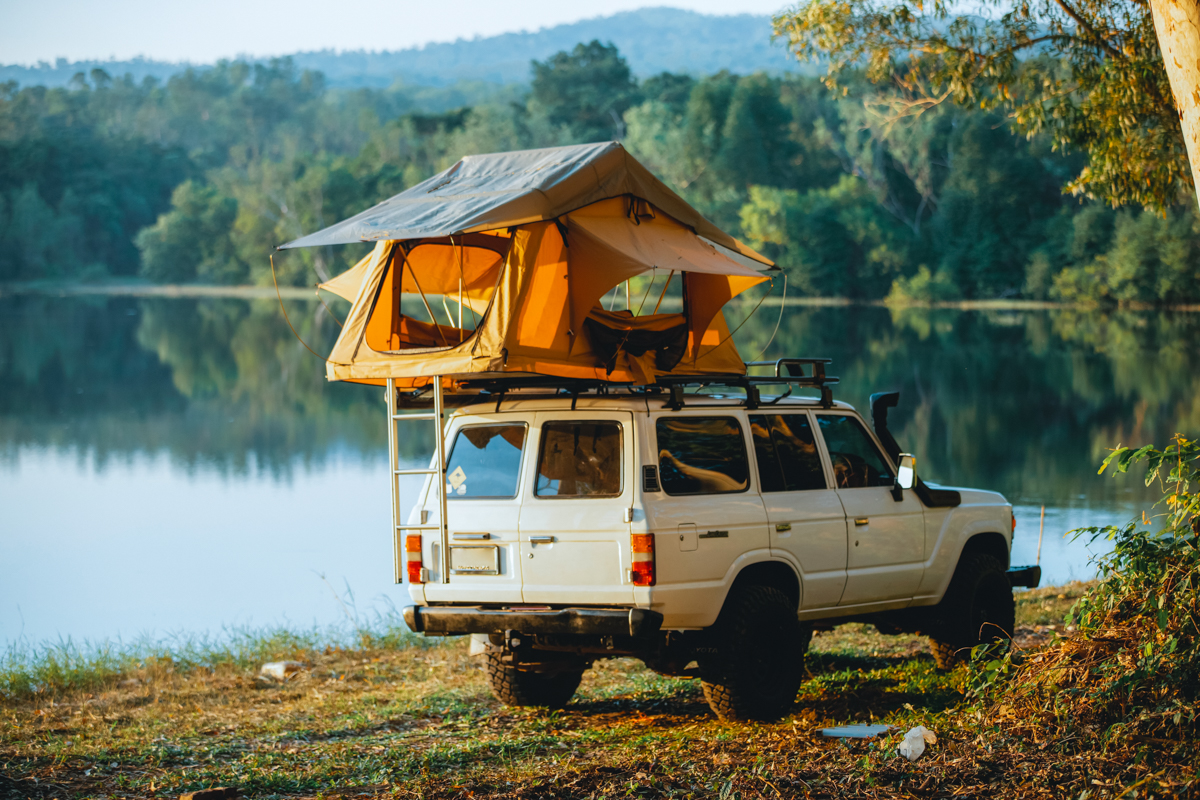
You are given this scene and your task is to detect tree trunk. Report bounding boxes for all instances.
[1151,0,1200,209]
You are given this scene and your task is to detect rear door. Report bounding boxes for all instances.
[814,412,925,605]
[748,412,848,609]
[422,414,529,605]
[649,412,770,603]
[518,411,635,605]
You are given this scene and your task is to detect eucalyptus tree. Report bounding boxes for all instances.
[773,0,1190,211]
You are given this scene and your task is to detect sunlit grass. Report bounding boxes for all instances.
[0,612,426,701]
[8,581,1191,799]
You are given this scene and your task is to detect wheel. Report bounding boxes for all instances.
[928,553,1015,669]
[698,585,808,721]
[484,651,584,708]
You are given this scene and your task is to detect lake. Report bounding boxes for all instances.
[3,293,1193,647]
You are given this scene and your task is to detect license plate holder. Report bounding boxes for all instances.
[450,545,500,576]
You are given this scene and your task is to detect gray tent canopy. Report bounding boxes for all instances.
[277,141,772,268]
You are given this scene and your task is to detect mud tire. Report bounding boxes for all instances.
[484,651,584,709]
[928,553,1015,669]
[699,585,808,721]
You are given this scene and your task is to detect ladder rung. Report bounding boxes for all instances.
[392,413,440,420]
[394,468,438,476]
[396,524,445,531]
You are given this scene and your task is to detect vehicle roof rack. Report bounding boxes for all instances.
[655,358,838,410]
[393,358,838,411]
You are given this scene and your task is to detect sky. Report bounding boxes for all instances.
[0,0,791,66]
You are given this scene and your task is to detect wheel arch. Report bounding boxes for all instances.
[960,531,1010,570]
[729,560,801,610]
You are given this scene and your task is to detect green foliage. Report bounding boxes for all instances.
[1051,207,1200,306]
[773,0,1186,211]
[1039,436,1200,736]
[136,180,245,283]
[739,177,909,298]
[885,265,958,305]
[929,114,1065,298]
[5,40,1200,302]
[531,41,641,143]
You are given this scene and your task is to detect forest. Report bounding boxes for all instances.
[2,41,1198,304]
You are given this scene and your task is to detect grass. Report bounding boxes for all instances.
[2,581,1195,800]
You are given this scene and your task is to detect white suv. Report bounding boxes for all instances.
[400,367,1037,721]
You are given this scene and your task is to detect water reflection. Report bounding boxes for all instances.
[2,295,1195,644]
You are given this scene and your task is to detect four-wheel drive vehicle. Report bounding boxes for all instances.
[401,383,1040,721]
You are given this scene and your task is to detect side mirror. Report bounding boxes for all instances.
[896,454,916,490]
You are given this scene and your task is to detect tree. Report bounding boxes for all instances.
[136,180,246,283]
[1149,0,1200,210]
[773,0,1188,211]
[740,177,910,298]
[530,41,641,143]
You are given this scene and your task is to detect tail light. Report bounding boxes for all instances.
[1011,512,1017,533]
[405,534,425,584]
[631,533,655,586]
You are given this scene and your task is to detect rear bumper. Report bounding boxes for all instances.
[1007,565,1042,588]
[403,605,664,638]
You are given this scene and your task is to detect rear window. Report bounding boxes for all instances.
[656,416,749,496]
[750,414,827,492]
[536,421,623,497]
[445,424,527,499]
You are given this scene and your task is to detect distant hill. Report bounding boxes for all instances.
[0,7,810,90]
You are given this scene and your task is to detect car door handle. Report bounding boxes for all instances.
[529,536,556,544]
[854,517,869,526]
[453,532,491,540]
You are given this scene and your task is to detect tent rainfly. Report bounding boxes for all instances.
[279,141,778,387]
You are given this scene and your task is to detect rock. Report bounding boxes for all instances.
[180,788,238,800]
[259,661,305,681]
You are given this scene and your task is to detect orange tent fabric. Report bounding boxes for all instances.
[300,145,776,387]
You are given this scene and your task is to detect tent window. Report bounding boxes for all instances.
[598,269,684,317]
[365,237,507,353]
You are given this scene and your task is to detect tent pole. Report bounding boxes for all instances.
[398,247,449,347]
[652,270,674,314]
[455,235,465,342]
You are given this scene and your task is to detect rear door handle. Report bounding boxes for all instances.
[529,536,556,544]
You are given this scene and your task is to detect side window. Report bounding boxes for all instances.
[816,415,894,489]
[750,414,827,492]
[656,416,749,496]
[536,421,623,497]
[445,424,527,499]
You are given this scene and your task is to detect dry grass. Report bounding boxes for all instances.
[3,583,1197,799]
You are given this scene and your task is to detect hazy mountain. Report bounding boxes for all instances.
[1,7,809,90]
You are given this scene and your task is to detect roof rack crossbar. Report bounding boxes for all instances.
[391,358,839,410]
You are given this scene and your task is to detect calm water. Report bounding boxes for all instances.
[3,294,1195,646]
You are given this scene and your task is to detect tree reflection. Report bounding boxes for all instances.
[731,301,1199,506]
[1,295,1194,501]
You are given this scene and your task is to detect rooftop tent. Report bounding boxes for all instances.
[279,142,777,387]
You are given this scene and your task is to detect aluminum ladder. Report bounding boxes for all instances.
[385,376,450,584]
